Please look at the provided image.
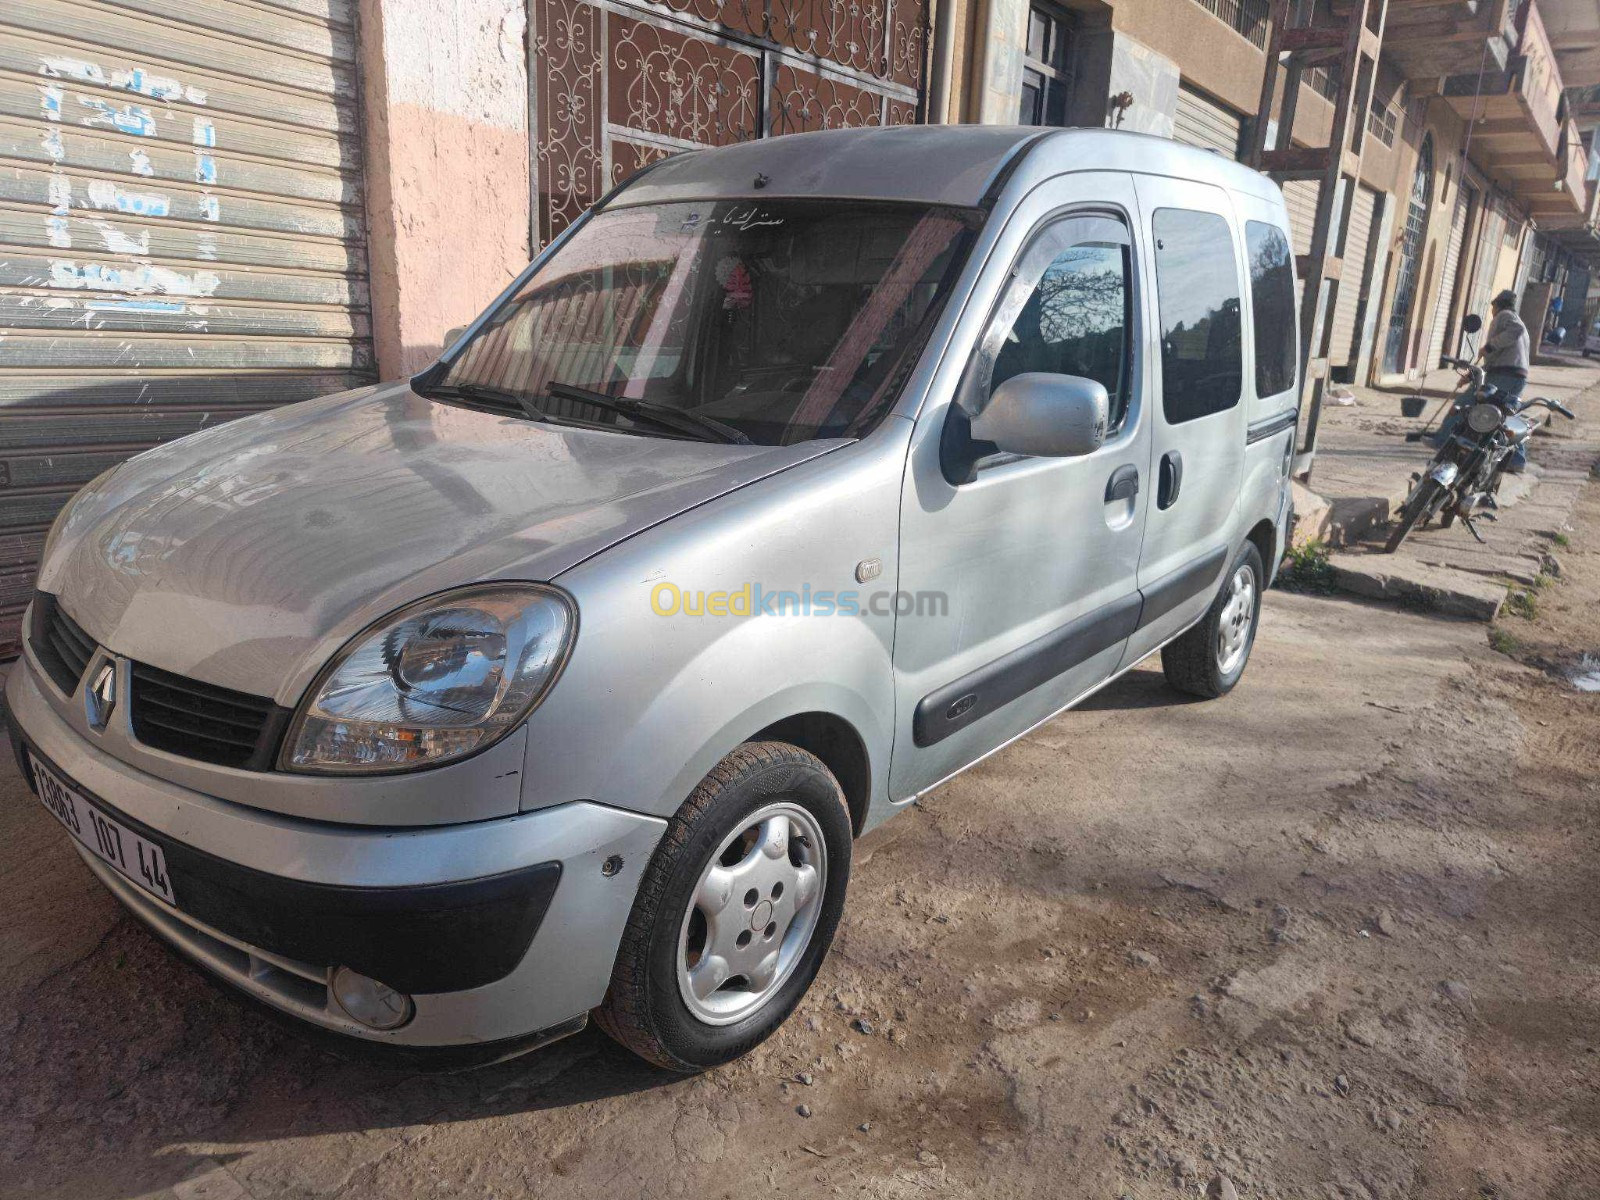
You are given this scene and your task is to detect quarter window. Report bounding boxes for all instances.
[1245,221,1297,398]
[975,214,1133,432]
[1152,208,1242,424]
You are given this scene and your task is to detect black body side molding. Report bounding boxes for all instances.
[1246,409,1298,444]
[1135,544,1228,629]
[912,544,1230,748]
[913,593,1142,747]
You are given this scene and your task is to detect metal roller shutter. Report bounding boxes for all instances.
[1466,197,1507,323]
[0,0,374,656]
[1173,85,1242,157]
[1327,184,1376,369]
[1283,180,1321,258]
[1427,189,1470,368]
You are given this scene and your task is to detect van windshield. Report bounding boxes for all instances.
[428,199,982,446]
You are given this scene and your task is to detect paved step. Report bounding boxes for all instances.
[1321,430,1599,621]
[1328,556,1508,621]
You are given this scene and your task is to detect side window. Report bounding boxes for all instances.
[970,213,1134,432]
[1152,208,1242,424]
[1245,221,1297,398]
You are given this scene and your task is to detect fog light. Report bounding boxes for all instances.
[331,966,414,1030]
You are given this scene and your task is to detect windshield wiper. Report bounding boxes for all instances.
[422,382,552,424]
[546,381,752,445]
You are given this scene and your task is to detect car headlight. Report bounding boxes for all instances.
[282,584,575,774]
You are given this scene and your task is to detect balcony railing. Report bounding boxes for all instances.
[1189,0,1270,49]
[1186,0,1341,101]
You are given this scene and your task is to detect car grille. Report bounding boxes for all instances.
[129,661,288,771]
[30,593,96,695]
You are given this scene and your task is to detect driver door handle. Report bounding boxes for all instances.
[1104,464,1139,503]
[1158,450,1183,509]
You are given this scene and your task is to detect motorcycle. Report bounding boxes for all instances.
[1387,356,1575,553]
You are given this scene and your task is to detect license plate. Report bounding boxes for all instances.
[29,752,176,906]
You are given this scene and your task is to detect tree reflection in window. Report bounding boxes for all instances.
[1245,221,1296,399]
[987,221,1132,430]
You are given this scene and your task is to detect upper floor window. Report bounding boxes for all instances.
[1019,4,1076,127]
[1367,95,1399,147]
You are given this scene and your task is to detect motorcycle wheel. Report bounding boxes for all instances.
[1386,478,1443,553]
[1440,510,1456,529]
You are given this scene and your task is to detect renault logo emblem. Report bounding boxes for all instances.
[85,662,117,732]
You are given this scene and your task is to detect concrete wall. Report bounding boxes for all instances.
[358,0,531,379]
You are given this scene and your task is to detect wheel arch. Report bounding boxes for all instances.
[750,711,873,837]
[1244,516,1278,584]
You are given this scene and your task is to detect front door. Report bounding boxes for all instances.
[1118,176,1248,666]
[890,173,1151,800]
[1384,136,1434,375]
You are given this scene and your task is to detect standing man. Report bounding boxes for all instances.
[1479,288,1531,471]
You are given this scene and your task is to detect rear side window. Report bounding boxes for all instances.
[1245,221,1297,397]
[1152,208,1242,424]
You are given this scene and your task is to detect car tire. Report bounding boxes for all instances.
[1161,541,1264,700]
[594,741,852,1072]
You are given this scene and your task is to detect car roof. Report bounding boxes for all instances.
[607,125,1285,212]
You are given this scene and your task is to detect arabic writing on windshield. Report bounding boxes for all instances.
[441,200,980,446]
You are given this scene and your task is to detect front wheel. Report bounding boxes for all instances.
[1385,477,1444,553]
[594,742,852,1072]
[1161,542,1264,699]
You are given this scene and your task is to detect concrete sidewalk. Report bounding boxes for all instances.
[1293,349,1600,619]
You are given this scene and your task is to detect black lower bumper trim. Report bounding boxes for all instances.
[8,724,561,996]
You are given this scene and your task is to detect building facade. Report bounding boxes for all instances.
[3,0,1600,656]
[935,0,1600,391]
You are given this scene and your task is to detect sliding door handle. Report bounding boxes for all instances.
[1158,450,1183,509]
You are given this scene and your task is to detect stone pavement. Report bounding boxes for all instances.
[1292,348,1600,620]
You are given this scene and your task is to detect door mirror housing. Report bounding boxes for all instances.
[969,373,1109,460]
[443,325,468,350]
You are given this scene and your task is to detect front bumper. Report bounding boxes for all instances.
[5,657,667,1047]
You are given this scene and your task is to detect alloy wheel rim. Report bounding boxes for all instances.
[1216,564,1256,676]
[677,802,827,1026]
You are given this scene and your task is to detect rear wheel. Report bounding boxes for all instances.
[1385,477,1444,553]
[594,742,852,1072]
[1162,542,1264,699]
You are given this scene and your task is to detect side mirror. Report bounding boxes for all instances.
[969,373,1109,459]
[1461,313,1483,335]
[443,325,468,350]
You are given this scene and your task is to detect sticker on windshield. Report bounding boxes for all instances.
[721,206,785,231]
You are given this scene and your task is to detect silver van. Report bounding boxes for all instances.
[6,127,1297,1071]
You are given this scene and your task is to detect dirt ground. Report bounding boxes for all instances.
[4,491,1600,1199]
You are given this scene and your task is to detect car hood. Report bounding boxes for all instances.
[41,382,842,703]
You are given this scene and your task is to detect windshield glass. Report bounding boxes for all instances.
[433,199,982,446]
